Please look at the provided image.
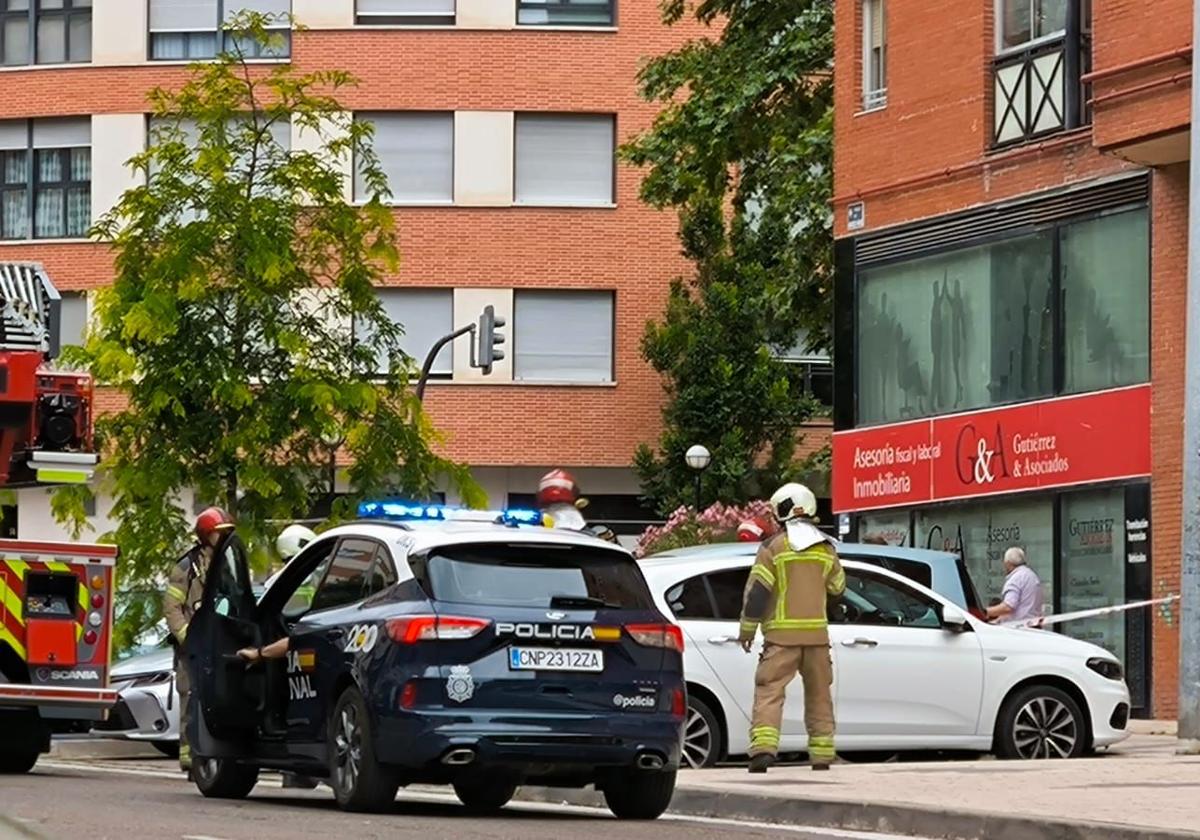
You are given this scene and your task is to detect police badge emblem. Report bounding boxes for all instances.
[446,665,474,703]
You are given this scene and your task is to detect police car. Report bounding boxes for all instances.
[185,503,685,819]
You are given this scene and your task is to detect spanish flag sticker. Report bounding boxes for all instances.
[296,650,316,672]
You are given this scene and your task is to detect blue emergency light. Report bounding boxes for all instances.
[357,500,545,528]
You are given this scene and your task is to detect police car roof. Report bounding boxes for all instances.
[320,519,630,556]
[639,540,958,568]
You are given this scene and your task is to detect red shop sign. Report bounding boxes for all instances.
[832,384,1151,513]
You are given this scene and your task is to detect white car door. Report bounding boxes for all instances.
[667,566,813,749]
[832,567,984,747]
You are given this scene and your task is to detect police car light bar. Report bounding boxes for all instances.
[357,501,545,527]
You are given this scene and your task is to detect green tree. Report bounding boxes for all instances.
[623,0,833,513]
[58,14,482,596]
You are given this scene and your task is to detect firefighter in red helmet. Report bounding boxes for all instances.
[537,469,588,531]
[163,506,236,774]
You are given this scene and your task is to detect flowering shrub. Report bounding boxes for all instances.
[634,500,777,558]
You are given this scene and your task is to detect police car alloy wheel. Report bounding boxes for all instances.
[329,687,398,812]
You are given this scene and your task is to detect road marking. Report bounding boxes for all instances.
[38,760,935,839]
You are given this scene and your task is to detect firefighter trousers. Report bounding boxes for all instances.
[174,650,191,771]
[750,642,835,764]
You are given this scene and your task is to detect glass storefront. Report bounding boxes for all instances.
[1060,487,1126,661]
[914,497,1054,613]
[856,208,1149,426]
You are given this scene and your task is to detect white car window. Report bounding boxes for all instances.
[836,570,942,629]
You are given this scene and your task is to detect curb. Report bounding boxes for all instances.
[513,784,1200,840]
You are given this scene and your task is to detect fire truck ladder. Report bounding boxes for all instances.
[0,263,60,358]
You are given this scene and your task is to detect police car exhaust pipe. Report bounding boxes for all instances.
[635,752,665,771]
[442,748,476,766]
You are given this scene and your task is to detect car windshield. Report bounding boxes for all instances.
[425,543,656,610]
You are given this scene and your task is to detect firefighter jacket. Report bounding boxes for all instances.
[164,544,211,645]
[738,526,846,647]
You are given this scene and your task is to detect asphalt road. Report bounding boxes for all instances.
[0,761,922,840]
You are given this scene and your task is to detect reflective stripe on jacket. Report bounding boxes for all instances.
[738,530,845,646]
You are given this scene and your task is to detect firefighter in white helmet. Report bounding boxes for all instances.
[738,483,844,774]
[277,524,317,560]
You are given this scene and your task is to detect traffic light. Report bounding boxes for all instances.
[477,305,506,376]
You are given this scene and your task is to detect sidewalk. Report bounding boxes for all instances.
[522,731,1200,839]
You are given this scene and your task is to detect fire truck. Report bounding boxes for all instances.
[0,262,109,774]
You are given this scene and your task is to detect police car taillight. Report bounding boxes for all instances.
[625,623,685,653]
[385,615,491,644]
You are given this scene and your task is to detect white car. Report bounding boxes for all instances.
[640,544,1131,767]
[91,645,180,756]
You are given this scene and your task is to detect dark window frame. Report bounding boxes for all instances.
[516,0,615,27]
[307,536,381,614]
[835,568,945,630]
[0,120,90,241]
[0,0,92,67]
[148,0,291,62]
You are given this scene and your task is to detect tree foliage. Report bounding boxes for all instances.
[59,14,482,595]
[623,0,833,513]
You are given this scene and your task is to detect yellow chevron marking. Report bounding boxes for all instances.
[0,576,21,624]
[0,624,25,659]
[4,558,28,580]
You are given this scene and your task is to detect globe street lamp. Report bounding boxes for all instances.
[685,444,712,511]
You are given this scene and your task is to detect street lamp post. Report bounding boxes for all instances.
[685,444,712,511]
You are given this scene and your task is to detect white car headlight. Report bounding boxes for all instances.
[1086,657,1123,681]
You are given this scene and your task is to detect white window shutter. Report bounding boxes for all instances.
[149,0,220,31]
[32,118,90,148]
[357,113,453,203]
[515,114,614,205]
[358,0,455,14]
[514,291,613,382]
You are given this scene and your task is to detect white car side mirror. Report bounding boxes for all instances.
[941,604,970,631]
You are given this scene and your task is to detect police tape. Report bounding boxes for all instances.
[1002,594,1180,630]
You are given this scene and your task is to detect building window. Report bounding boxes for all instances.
[858,232,1055,425]
[998,0,1067,51]
[149,0,291,61]
[517,0,613,27]
[854,205,1149,427]
[58,289,87,348]
[514,114,614,206]
[916,496,1055,613]
[375,288,453,375]
[1060,210,1149,394]
[356,112,454,204]
[1,0,91,66]
[1060,487,1126,662]
[356,0,454,26]
[993,0,1090,146]
[514,290,613,383]
[0,118,90,241]
[861,0,886,110]
[775,332,833,409]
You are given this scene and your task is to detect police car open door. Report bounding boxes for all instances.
[186,532,263,757]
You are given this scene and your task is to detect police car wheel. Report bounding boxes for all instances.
[329,687,398,813]
[603,769,677,820]
[452,776,518,814]
[192,757,259,799]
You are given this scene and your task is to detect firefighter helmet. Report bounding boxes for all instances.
[737,516,770,542]
[537,469,583,508]
[769,483,818,523]
[277,524,317,560]
[195,506,235,543]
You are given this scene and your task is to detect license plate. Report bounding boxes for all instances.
[508,647,604,672]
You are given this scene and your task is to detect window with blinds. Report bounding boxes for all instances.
[355,0,454,26]
[517,0,613,27]
[514,290,614,383]
[149,0,291,60]
[0,0,91,66]
[514,114,614,206]
[374,288,453,375]
[355,112,454,203]
[0,117,90,241]
[861,0,886,110]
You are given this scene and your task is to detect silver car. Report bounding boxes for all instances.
[91,645,180,756]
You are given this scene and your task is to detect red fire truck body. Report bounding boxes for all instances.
[0,262,106,773]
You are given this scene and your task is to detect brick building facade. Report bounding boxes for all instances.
[832,0,1189,717]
